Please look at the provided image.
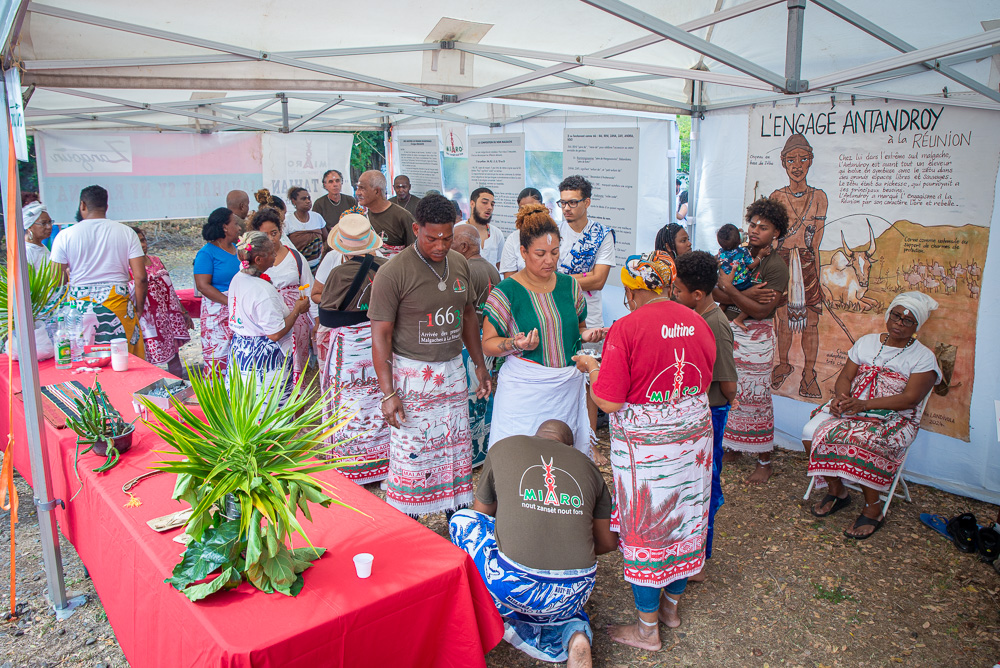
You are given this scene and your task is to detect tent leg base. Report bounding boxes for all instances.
[52,593,88,621]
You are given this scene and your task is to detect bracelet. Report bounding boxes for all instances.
[510,337,522,352]
[380,391,397,404]
[588,367,600,374]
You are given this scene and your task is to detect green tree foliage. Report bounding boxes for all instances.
[676,115,691,176]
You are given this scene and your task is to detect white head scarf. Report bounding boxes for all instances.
[23,202,47,227]
[885,291,938,330]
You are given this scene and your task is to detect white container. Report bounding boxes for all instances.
[110,338,129,371]
[353,553,374,579]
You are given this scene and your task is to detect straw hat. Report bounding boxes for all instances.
[328,213,383,256]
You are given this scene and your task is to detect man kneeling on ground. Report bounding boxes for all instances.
[450,420,617,667]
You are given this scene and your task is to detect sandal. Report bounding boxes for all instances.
[977,525,999,563]
[799,372,822,399]
[811,493,851,518]
[945,513,979,553]
[844,512,885,540]
[771,363,794,390]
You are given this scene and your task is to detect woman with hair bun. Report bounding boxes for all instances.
[499,188,545,278]
[285,186,326,270]
[227,231,311,407]
[482,204,605,457]
[249,206,317,381]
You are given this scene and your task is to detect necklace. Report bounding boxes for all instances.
[413,244,449,291]
[873,334,914,367]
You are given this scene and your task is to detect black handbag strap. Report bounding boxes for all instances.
[338,254,378,311]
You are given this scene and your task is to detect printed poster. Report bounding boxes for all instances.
[468,133,525,237]
[745,100,999,440]
[397,136,443,197]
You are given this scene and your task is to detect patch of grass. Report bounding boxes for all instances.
[96,610,107,624]
[813,582,855,604]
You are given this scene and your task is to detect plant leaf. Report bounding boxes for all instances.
[179,567,236,602]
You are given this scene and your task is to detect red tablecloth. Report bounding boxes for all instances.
[0,356,503,667]
[176,288,201,319]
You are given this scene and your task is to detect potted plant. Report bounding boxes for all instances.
[66,381,137,476]
[1,260,64,352]
[140,366,358,602]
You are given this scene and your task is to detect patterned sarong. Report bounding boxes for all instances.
[610,397,712,587]
[723,319,775,453]
[131,256,190,365]
[68,283,144,357]
[387,354,473,515]
[449,509,596,663]
[315,324,333,391]
[808,364,921,491]
[382,243,406,258]
[227,334,292,410]
[462,347,493,468]
[320,322,389,483]
[276,284,315,381]
[200,296,232,374]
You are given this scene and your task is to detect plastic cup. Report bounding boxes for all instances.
[353,553,374,579]
[110,338,129,371]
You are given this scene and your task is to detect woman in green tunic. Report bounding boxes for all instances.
[482,203,605,457]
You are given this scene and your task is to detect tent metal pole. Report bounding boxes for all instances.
[279,93,289,133]
[0,72,85,619]
[785,0,807,93]
[688,81,702,249]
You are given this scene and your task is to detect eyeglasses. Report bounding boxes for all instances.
[887,311,917,328]
[557,199,585,209]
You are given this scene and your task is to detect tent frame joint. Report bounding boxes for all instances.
[35,498,65,513]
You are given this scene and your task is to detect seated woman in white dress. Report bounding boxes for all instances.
[803,291,941,540]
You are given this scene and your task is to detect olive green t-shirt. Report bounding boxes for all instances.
[318,255,388,313]
[724,250,789,322]
[368,246,475,362]
[368,203,417,248]
[389,194,421,217]
[702,302,738,407]
[477,435,612,571]
[312,194,358,229]
[467,256,501,326]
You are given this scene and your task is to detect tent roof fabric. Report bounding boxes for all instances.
[11,0,1000,131]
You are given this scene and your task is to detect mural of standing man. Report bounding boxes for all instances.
[769,134,828,398]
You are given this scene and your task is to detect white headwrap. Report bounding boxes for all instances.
[23,202,47,227]
[885,291,938,330]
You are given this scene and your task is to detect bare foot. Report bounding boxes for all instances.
[721,450,742,464]
[591,445,609,467]
[607,622,662,651]
[688,569,707,583]
[566,631,592,668]
[658,596,681,628]
[746,461,772,485]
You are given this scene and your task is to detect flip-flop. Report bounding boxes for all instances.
[946,513,980,553]
[844,513,885,540]
[920,513,952,540]
[810,493,851,518]
[799,376,822,399]
[771,364,793,390]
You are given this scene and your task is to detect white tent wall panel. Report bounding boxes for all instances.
[692,103,1000,504]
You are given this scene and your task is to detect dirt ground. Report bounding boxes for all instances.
[1,226,998,667]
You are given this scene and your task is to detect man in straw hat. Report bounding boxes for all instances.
[369,194,492,518]
[312,213,392,484]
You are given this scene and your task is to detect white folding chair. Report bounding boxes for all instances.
[803,391,930,516]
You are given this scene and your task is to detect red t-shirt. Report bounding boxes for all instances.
[593,300,716,405]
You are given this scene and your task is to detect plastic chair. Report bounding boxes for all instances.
[803,445,912,517]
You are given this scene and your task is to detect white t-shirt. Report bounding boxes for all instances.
[558,220,616,329]
[284,210,325,234]
[50,218,143,285]
[499,232,524,275]
[228,272,293,353]
[270,247,319,318]
[848,333,942,384]
[315,248,387,284]
[25,243,50,273]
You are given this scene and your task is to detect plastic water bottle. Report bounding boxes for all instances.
[54,317,71,369]
[64,303,84,362]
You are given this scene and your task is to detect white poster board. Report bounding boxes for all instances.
[261,133,354,203]
[397,136,443,197]
[468,133,525,237]
[563,128,640,273]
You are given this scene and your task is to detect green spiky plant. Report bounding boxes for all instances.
[140,365,360,602]
[0,259,64,342]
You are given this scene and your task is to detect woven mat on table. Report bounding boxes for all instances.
[14,381,90,429]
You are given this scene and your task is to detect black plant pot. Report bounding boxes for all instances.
[91,426,135,457]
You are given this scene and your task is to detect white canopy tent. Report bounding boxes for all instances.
[2,0,999,621]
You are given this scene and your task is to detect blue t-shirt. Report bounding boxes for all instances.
[193,243,241,293]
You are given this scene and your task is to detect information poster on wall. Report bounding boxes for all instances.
[563,128,640,274]
[745,100,999,440]
[468,133,525,236]
[36,131,262,223]
[262,133,354,203]
[397,136,443,197]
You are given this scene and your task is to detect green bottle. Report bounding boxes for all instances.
[54,316,71,369]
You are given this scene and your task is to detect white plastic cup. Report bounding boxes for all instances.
[110,338,129,372]
[353,553,374,579]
